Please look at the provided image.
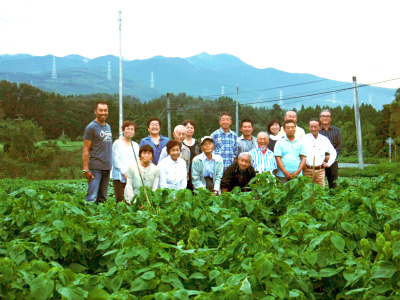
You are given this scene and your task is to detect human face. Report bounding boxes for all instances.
[94,104,108,123]
[148,121,160,135]
[140,151,153,164]
[219,115,232,131]
[240,122,253,137]
[309,121,321,137]
[257,133,269,148]
[238,155,251,170]
[320,112,332,126]
[284,111,297,123]
[185,123,195,138]
[123,125,135,138]
[173,128,186,143]
[270,122,280,135]
[169,145,181,161]
[284,122,296,138]
[201,140,214,154]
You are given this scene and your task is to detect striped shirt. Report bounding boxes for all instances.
[319,125,342,156]
[249,147,278,173]
[211,128,238,171]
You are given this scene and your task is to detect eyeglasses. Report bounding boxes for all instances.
[320,115,331,118]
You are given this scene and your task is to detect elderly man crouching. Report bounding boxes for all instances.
[249,131,277,175]
[220,152,256,193]
[192,136,224,196]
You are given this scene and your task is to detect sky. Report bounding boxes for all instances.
[1,0,400,89]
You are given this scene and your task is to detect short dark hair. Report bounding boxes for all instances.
[166,140,182,154]
[283,120,296,129]
[309,118,321,126]
[267,119,281,134]
[147,117,161,128]
[183,119,196,129]
[122,120,137,132]
[219,111,232,120]
[240,119,253,128]
[95,101,108,109]
[139,145,154,159]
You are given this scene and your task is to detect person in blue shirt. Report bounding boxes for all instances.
[211,111,238,171]
[274,120,307,185]
[139,117,169,165]
[192,136,224,196]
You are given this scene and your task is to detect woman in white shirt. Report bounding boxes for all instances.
[112,121,139,204]
[158,140,187,190]
[267,119,283,152]
[124,145,160,204]
[182,119,201,190]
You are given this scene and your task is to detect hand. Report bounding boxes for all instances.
[124,173,127,181]
[284,171,293,180]
[84,171,94,182]
[322,162,329,168]
[324,154,330,163]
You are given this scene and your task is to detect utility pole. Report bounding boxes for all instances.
[107,61,112,81]
[52,56,57,80]
[150,72,154,88]
[352,76,364,169]
[167,93,171,139]
[236,84,239,136]
[118,10,123,138]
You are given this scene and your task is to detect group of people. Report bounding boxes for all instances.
[83,101,342,204]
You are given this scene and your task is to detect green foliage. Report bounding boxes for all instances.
[339,162,400,178]
[1,174,400,299]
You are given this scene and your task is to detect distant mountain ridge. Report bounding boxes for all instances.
[0,52,396,108]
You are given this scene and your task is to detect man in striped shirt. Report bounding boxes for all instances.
[249,132,277,174]
[211,111,238,171]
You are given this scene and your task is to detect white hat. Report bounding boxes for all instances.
[200,136,213,145]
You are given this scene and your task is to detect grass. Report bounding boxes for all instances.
[35,140,82,151]
[339,162,400,177]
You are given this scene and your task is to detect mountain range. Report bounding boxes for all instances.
[0,52,396,109]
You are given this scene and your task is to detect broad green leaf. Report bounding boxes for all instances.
[213,252,227,265]
[271,278,287,299]
[141,271,156,280]
[43,247,55,259]
[110,275,123,292]
[82,231,96,243]
[320,267,343,277]
[155,293,170,300]
[289,290,302,298]
[341,222,354,234]
[123,270,134,283]
[29,274,54,300]
[25,189,37,198]
[52,220,65,230]
[240,278,252,295]
[306,252,318,266]
[189,272,206,279]
[69,263,87,273]
[56,283,88,300]
[246,224,258,244]
[371,262,397,279]
[259,259,273,279]
[96,240,112,251]
[345,287,370,295]
[173,289,189,299]
[331,235,345,252]
[87,289,110,300]
[130,277,148,292]
[209,270,221,281]
[10,244,26,265]
[393,241,400,258]
[289,178,298,189]
[344,269,367,288]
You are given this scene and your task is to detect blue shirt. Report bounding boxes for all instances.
[274,137,307,177]
[211,128,238,171]
[139,135,169,165]
[204,156,215,178]
[249,147,277,173]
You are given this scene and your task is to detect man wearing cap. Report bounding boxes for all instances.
[300,118,337,187]
[191,136,224,196]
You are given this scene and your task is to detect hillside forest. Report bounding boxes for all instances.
[1,80,400,179]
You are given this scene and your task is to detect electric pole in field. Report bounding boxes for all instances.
[150,72,154,88]
[52,56,57,80]
[221,86,224,95]
[107,61,112,81]
[236,84,239,136]
[352,76,364,169]
[118,10,123,138]
[167,93,171,139]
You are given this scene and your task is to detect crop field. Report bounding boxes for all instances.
[1,173,400,299]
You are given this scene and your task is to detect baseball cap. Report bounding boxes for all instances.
[200,136,213,145]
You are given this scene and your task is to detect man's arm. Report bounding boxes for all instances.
[214,158,224,193]
[324,138,337,167]
[191,159,205,190]
[220,166,233,193]
[336,129,342,156]
[294,155,306,176]
[83,140,94,182]
[276,156,292,180]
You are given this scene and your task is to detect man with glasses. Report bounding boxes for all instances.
[319,109,342,189]
[301,118,337,187]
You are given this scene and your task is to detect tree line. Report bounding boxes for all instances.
[1,79,399,179]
